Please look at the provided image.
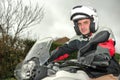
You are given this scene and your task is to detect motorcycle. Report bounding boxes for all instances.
[14,38,89,80]
[14,31,114,80]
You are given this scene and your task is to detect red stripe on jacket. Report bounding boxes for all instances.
[54,53,69,62]
[98,39,115,56]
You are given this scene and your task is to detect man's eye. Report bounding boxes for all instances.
[78,23,81,26]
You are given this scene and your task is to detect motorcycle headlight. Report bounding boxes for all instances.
[21,60,36,79]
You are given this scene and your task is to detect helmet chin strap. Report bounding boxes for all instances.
[82,32,92,39]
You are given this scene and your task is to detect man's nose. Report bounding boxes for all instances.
[80,24,85,28]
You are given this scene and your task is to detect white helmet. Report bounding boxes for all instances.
[70,5,99,35]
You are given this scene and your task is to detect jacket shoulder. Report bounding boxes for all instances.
[97,27,116,44]
[65,35,82,44]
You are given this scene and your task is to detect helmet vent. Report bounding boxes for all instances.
[73,5,82,9]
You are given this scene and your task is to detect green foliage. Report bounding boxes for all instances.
[23,39,36,57]
[0,38,36,79]
[114,53,120,62]
[50,42,62,51]
[0,47,24,79]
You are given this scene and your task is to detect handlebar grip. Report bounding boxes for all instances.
[92,61,109,67]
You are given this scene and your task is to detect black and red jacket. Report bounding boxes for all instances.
[48,27,120,77]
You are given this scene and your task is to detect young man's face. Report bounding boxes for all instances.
[77,19,91,35]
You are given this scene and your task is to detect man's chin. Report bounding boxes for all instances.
[81,32,88,35]
[81,32,90,37]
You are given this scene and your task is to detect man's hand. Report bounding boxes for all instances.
[82,53,95,66]
[78,50,96,68]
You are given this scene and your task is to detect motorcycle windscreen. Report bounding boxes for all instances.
[24,37,53,65]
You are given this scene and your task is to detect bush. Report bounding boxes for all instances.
[115,53,120,62]
[0,38,35,79]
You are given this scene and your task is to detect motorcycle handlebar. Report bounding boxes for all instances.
[58,60,96,68]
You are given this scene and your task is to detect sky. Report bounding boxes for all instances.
[24,0,120,53]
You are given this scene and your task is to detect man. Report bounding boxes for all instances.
[48,5,120,79]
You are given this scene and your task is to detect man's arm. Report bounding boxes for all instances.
[48,40,79,62]
[98,27,116,56]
